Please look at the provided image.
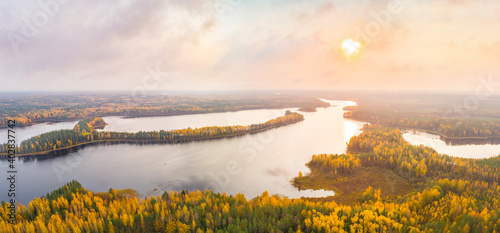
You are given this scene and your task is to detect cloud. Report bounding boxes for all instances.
[0,0,219,89]
[0,0,499,91]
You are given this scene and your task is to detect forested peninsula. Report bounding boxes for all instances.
[0,112,304,156]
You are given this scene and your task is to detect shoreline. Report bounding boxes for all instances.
[0,119,303,158]
[0,101,329,130]
[344,116,500,141]
[399,127,500,140]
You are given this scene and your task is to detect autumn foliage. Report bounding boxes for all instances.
[1,113,304,155]
[293,125,500,232]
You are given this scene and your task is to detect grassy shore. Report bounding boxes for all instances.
[294,167,416,205]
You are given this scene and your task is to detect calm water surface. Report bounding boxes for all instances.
[1,100,365,204]
[99,108,298,132]
[0,109,297,144]
[403,131,500,159]
[0,121,78,144]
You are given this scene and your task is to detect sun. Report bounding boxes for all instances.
[340,39,362,59]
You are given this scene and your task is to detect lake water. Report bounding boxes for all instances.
[403,131,500,159]
[0,121,78,145]
[0,109,296,144]
[0,100,365,204]
[98,108,298,132]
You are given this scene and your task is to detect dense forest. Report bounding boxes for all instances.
[1,126,499,232]
[2,92,500,232]
[0,94,328,128]
[299,125,500,185]
[293,125,500,232]
[0,112,304,155]
[1,180,405,233]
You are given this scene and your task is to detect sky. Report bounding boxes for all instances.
[0,0,499,92]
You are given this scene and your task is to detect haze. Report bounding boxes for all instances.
[0,0,499,91]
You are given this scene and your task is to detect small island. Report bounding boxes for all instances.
[298,106,318,112]
[297,101,331,112]
[73,117,108,132]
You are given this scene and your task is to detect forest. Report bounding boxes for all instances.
[1,125,499,232]
[2,92,500,232]
[334,92,500,139]
[0,93,328,128]
[344,111,500,139]
[0,112,304,156]
[293,125,500,232]
[74,117,108,133]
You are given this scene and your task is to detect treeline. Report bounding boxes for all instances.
[346,126,430,180]
[345,111,500,138]
[307,154,361,175]
[0,94,328,128]
[0,113,304,155]
[2,177,500,232]
[2,126,500,232]
[293,125,500,232]
[333,92,500,139]
[305,125,499,184]
[0,181,389,232]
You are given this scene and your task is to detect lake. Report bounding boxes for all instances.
[403,131,500,159]
[0,109,297,144]
[0,121,78,145]
[1,100,365,204]
[98,108,298,132]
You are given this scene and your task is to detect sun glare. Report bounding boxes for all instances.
[340,39,362,59]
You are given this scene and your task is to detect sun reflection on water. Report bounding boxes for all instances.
[344,120,359,143]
